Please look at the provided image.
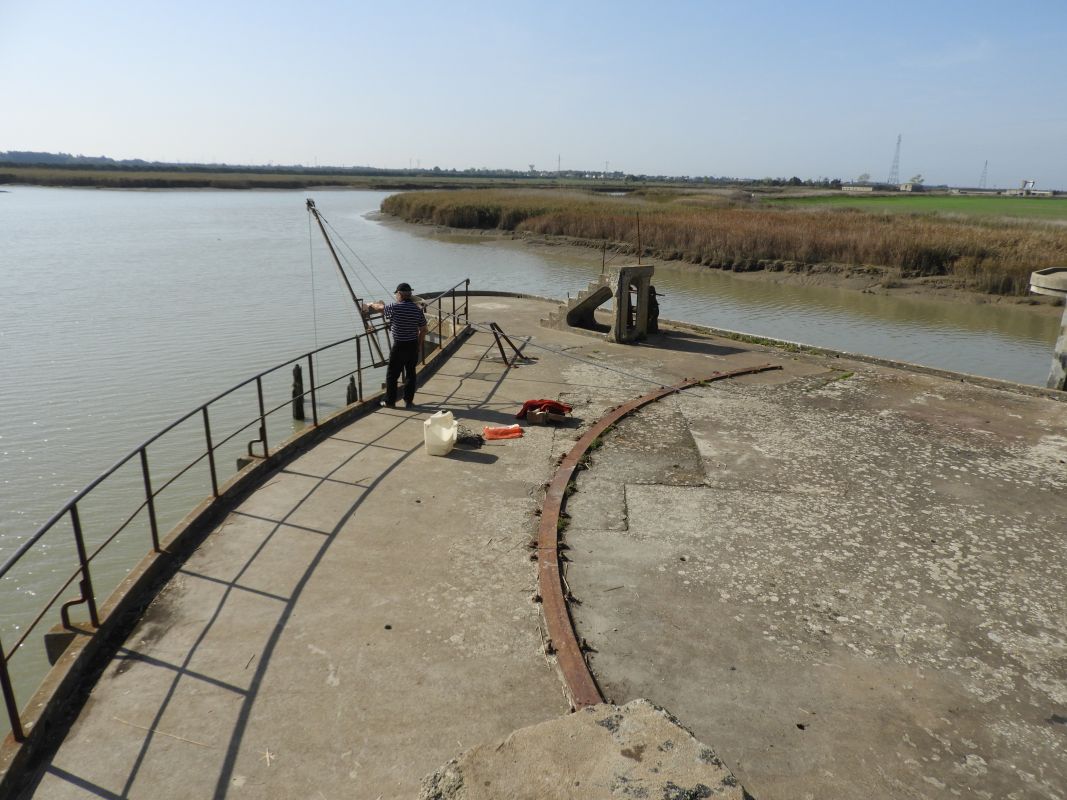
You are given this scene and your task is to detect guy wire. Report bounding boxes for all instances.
[308,212,319,350]
[310,206,383,301]
[321,216,393,299]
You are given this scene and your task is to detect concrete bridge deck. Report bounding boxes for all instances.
[11,295,1067,799]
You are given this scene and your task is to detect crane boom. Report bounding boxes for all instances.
[306,198,387,365]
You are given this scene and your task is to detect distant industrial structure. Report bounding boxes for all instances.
[951,179,1055,197]
[840,180,1061,196]
[839,139,1065,196]
[839,178,1062,196]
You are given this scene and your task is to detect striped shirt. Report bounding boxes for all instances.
[384,300,427,342]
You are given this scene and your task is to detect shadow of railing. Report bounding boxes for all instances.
[0,279,472,757]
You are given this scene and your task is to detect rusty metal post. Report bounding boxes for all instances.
[0,633,24,742]
[356,337,363,402]
[451,291,456,338]
[202,407,218,497]
[139,448,160,552]
[307,355,318,426]
[69,505,100,627]
[489,323,510,364]
[256,376,269,455]
[489,323,526,367]
[291,364,305,421]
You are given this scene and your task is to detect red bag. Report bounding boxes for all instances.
[516,399,572,419]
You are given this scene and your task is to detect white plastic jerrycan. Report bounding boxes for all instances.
[423,410,458,456]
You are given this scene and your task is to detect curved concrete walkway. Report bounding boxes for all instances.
[13,295,1067,799]
[21,299,586,799]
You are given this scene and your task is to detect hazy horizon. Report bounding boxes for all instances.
[3,1,1066,189]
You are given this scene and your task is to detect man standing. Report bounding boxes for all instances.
[363,283,428,408]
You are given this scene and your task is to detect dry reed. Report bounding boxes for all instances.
[382,190,1067,295]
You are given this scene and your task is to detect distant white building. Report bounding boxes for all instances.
[841,184,874,193]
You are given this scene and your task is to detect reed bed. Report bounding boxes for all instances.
[382,190,1067,295]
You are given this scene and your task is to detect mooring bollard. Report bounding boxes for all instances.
[292,364,305,420]
[1029,268,1067,390]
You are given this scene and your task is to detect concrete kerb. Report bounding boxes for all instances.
[463,293,1063,404]
[662,316,1067,402]
[0,324,474,797]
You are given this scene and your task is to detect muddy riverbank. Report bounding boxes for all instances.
[379,218,1065,318]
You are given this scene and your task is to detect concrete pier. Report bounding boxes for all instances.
[4,295,1066,799]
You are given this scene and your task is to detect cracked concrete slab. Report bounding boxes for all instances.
[418,699,749,800]
[567,361,1067,800]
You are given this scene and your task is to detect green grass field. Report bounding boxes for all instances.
[766,193,1067,221]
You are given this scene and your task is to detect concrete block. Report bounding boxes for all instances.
[418,699,749,799]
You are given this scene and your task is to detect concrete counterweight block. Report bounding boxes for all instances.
[546,265,656,343]
[610,265,655,343]
[1029,267,1067,390]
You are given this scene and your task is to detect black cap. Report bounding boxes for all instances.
[395,282,412,293]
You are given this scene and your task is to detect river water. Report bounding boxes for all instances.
[0,186,1060,727]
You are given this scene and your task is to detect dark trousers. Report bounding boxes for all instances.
[385,339,420,405]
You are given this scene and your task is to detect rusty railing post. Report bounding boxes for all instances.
[307,354,318,426]
[0,633,24,742]
[139,448,160,552]
[356,337,363,402]
[291,364,305,421]
[69,505,100,627]
[256,376,269,456]
[437,302,443,353]
[202,406,218,498]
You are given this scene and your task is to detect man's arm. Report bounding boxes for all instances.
[417,323,428,351]
[362,300,386,313]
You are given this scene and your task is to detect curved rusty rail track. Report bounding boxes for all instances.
[537,364,782,709]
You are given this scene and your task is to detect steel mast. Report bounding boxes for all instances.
[306,199,387,365]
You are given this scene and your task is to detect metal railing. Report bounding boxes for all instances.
[0,279,470,742]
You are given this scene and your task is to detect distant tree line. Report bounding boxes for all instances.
[0,151,844,187]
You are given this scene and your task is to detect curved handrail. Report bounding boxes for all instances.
[0,277,471,742]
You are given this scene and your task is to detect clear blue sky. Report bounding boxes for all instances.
[2,0,1065,188]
